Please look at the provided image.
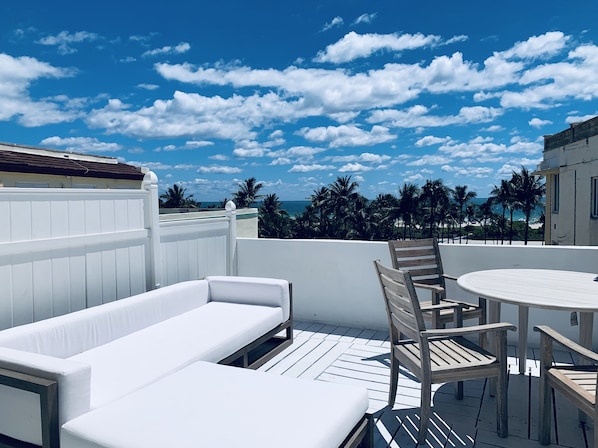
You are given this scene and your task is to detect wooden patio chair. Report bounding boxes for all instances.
[373,260,515,445]
[388,238,487,331]
[535,325,598,446]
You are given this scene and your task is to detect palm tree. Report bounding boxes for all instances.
[258,194,292,238]
[327,175,362,238]
[511,166,545,244]
[160,184,197,208]
[309,186,331,237]
[398,183,420,239]
[232,177,264,208]
[452,185,477,243]
[420,179,450,238]
[490,179,515,244]
[368,193,400,240]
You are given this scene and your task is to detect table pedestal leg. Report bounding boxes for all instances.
[518,306,529,375]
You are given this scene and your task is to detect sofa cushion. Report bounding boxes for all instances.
[61,361,369,448]
[0,280,210,358]
[207,276,291,321]
[68,302,283,409]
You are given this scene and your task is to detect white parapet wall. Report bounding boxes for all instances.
[237,238,598,347]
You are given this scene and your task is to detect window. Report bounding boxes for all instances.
[552,173,559,213]
[592,177,598,218]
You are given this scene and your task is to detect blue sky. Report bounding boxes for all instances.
[1,1,597,201]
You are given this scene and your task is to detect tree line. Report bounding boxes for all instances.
[160,165,545,245]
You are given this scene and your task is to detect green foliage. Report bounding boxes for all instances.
[159,184,198,208]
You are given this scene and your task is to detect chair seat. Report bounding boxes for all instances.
[547,366,597,406]
[396,336,499,378]
[420,300,484,324]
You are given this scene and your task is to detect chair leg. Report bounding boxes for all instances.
[388,353,399,408]
[418,383,432,445]
[454,381,464,400]
[538,375,552,445]
[496,331,508,438]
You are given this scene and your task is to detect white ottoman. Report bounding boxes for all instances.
[61,361,371,448]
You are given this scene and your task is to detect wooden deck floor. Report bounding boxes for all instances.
[259,321,593,448]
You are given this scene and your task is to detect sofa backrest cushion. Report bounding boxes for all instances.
[0,280,209,358]
[206,276,290,321]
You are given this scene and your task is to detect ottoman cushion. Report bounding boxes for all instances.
[61,361,369,448]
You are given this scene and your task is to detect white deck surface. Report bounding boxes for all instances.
[259,321,592,448]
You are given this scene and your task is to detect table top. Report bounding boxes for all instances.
[457,269,598,311]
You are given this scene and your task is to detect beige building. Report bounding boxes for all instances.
[538,115,598,245]
[0,142,146,189]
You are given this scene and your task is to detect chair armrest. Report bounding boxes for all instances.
[422,322,516,339]
[420,302,460,312]
[442,273,458,281]
[413,282,444,294]
[534,325,598,363]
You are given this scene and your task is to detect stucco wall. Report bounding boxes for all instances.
[237,238,598,347]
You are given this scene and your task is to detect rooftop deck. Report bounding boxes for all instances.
[260,321,591,448]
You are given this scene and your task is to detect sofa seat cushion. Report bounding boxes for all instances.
[68,302,283,409]
[61,361,369,448]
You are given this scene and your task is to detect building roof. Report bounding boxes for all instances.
[544,115,598,151]
[0,142,145,180]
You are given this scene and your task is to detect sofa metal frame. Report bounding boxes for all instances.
[0,368,59,448]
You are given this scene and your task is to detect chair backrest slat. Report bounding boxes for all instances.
[388,238,446,288]
[374,260,427,344]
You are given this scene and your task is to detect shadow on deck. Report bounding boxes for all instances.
[259,321,593,448]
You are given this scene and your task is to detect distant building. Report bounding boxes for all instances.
[537,115,598,245]
[0,142,146,189]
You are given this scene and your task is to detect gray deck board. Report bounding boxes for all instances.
[259,320,592,448]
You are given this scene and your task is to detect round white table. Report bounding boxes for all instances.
[457,269,598,374]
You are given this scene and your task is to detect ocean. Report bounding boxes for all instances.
[278,199,543,222]
[200,199,543,221]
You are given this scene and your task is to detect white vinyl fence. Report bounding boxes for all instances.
[0,172,236,330]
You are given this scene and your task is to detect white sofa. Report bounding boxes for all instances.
[0,276,292,448]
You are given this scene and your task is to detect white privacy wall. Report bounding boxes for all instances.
[0,188,150,329]
[159,217,230,286]
[0,174,235,330]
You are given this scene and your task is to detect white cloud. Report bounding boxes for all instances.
[322,17,344,32]
[407,154,452,166]
[329,152,391,164]
[143,42,191,57]
[369,105,503,128]
[339,162,372,172]
[529,117,552,128]
[354,13,377,25]
[415,135,451,147]
[0,53,76,126]
[138,83,159,90]
[289,164,334,172]
[297,124,395,147]
[314,31,441,63]
[501,31,569,60]
[567,114,598,124]
[40,136,122,153]
[197,165,242,174]
[37,31,99,55]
